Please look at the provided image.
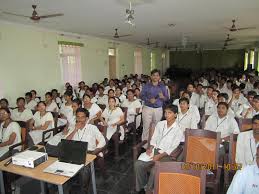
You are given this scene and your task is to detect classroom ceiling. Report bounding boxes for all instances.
[0,0,259,50]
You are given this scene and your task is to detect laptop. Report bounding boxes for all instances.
[44,140,88,177]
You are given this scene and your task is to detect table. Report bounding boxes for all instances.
[0,154,97,194]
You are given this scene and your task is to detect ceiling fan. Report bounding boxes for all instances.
[225,19,256,32]
[2,5,64,22]
[141,38,156,46]
[125,2,135,26]
[113,28,132,39]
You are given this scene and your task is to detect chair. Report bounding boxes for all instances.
[200,115,210,129]
[183,128,222,194]
[9,121,29,154]
[235,118,252,132]
[97,104,106,111]
[154,162,206,194]
[50,111,59,128]
[41,125,65,145]
[223,133,238,192]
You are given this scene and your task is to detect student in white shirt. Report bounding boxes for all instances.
[227,145,259,194]
[77,81,86,99]
[0,108,21,161]
[96,86,108,106]
[135,104,183,193]
[236,114,259,167]
[187,83,200,107]
[121,89,142,129]
[59,91,73,122]
[45,99,82,155]
[115,87,126,105]
[237,91,257,118]
[229,85,248,114]
[11,97,33,122]
[205,102,240,140]
[106,89,119,106]
[122,81,132,95]
[82,94,102,124]
[25,92,37,111]
[0,98,9,109]
[100,97,125,140]
[45,92,59,112]
[28,101,54,145]
[104,80,116,94]
[134,88,142,102]
[217,93,235,117]
[205,89,219,116]
[196,84,206,109]
[30,90,40,103]
[177,97,199,140]
[51,89,62,108]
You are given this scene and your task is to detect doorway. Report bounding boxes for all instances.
[108,48,116,79]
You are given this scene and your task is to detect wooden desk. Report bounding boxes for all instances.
[0,154,97,194]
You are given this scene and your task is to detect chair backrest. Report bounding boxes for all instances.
[50,111,59,128]
[95,124,107,137]
[97,104,106,111]
[16,121,28,150]
[235,118,252,132]
[154,162,206,194]
[184,129,221,165]
[229,133,238,164]
[120,107,128,121]
[200,114,210,129]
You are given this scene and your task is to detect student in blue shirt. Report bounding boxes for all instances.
[227,144,259,194]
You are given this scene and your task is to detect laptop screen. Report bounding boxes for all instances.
[59,139,88,165]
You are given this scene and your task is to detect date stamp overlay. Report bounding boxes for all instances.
[181,163,242,171]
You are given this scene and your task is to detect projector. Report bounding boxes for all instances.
[12,150,48,168]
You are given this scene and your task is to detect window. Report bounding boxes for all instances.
[244,52,248,70]
[151,52,156,70]
[108,48,116,56]
[59,44,82,86]
[134,48,142,74]
[250,50,255,69]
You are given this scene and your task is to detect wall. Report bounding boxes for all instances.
[0,21,166,105]
[170,49,245,70]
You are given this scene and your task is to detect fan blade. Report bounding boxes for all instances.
[40,13,64,19]
[118,34,132,37]
[236,27,256,31]
[226,38,236,42]
[2,11,30,18]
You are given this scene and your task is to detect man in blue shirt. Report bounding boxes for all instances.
[227,144,259,194]
[140,69,168,146]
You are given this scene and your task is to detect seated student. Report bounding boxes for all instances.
[172,88,185,106]
[45,92,59,112]
[0,98,9,109]
[121,89,142,129]
[28,101,54,145]
[51,89,62,108]
[187,83,200,107]
[135,104,183,194]
[217,93,235,117]
[134,88,142,101]
[30,90,40,103]
[77,81,86,99]
[175,91,200,123]
[96,86,108,105]
[229,85,248,114]
[82,94,102,124]
[205,89,219,115]
[196,84,206,109]
[115,87,126,105]
[11,97,33,122]
[205,102,240,141]
[46,99,82,155]
[236,114,259,167]
[105,89,119,106]
[236,91,257,118]
[100,97,125,141]
[104,79,116,94]
[66,109,106,192]
[122,81,132,95]
[25,92,37,111]
[59,91,73,122]
[227,144,259,194]
[177,97,199,140]
[0,108,21,161]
